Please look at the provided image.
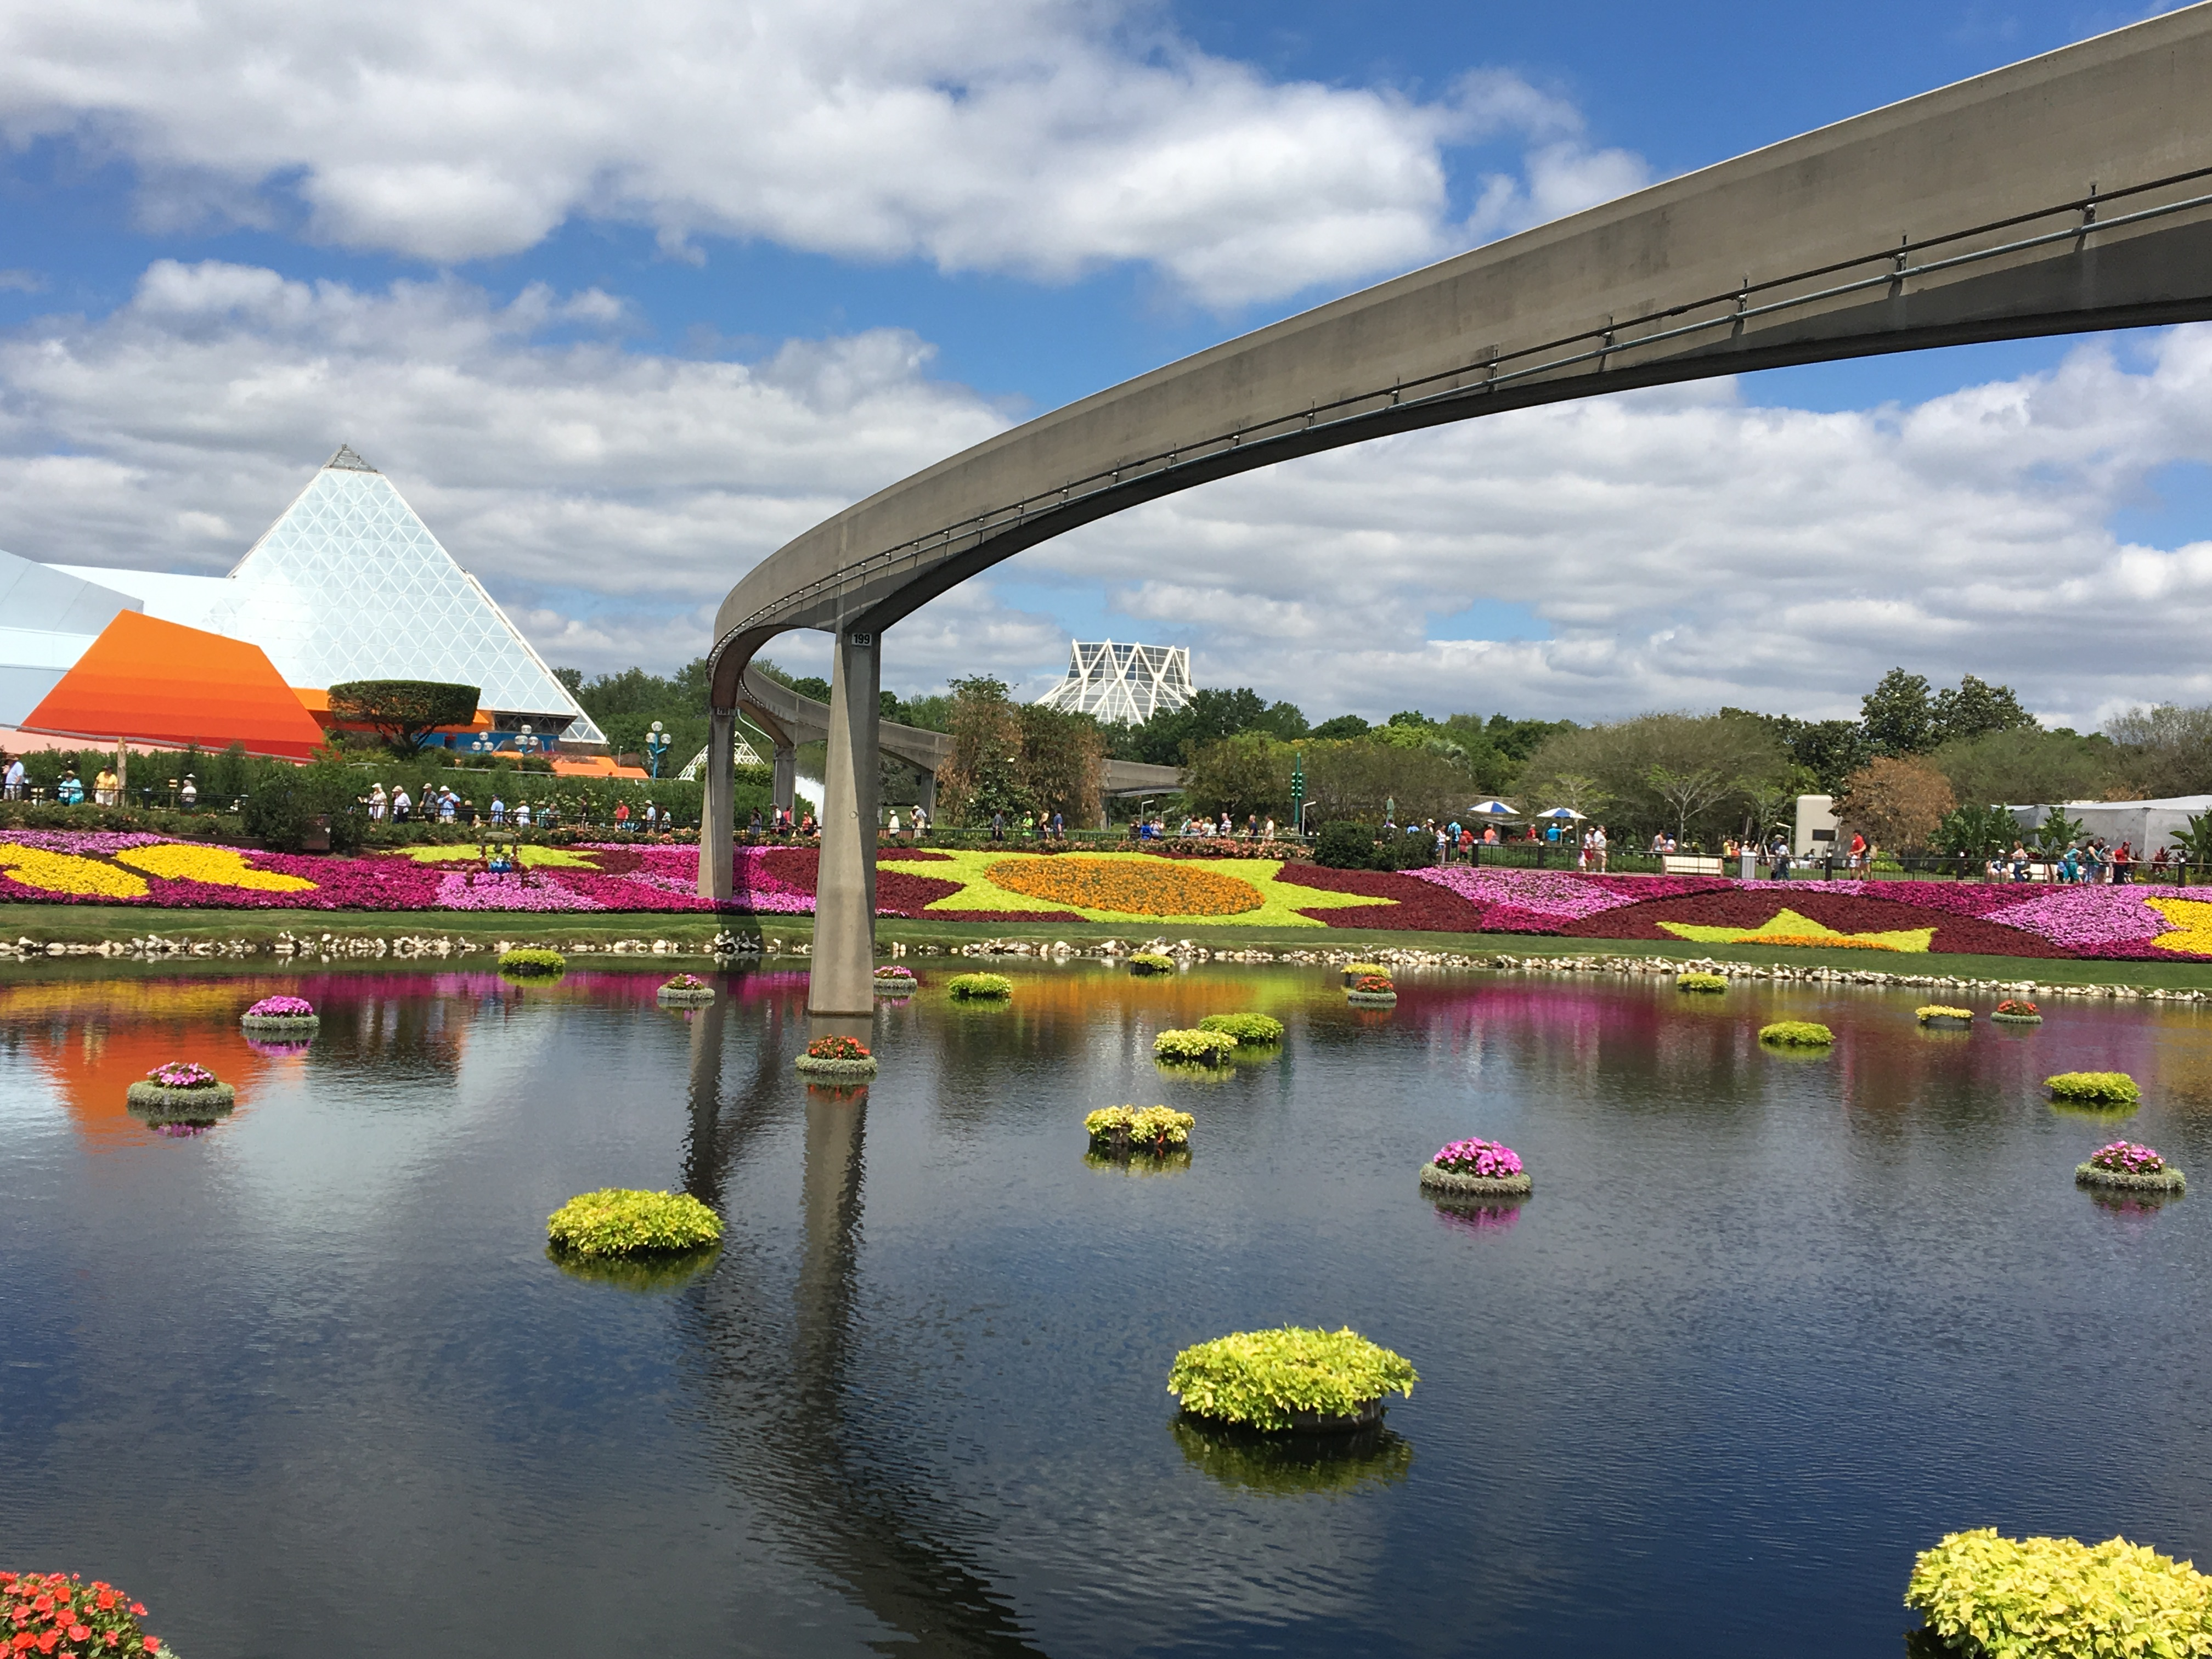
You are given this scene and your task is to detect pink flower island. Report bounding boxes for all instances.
[1419,1138,1532,1198]
[240,994,319,1034]
[126,1060,237,1121]
[2076,1141,2186,1194]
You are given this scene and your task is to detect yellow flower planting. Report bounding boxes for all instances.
[2147,897,2212,956]
[115,843,318,892]
[990,855,1264,916]
[399,844,602,868]
[1659,907,1934,952]
[0,843,149,899]
[902,849,1391,927]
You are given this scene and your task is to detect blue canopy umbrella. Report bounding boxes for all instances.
[1535,806,1585,821]
[1466,799,1518,818]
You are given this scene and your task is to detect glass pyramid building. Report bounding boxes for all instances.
[52,446,605,747]
[1033,640,1194,725]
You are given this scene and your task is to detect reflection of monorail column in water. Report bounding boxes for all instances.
[679,993,729,1204]
[795,1086,866,1407]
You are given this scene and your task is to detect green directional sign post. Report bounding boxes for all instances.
[1290,752,1306,839]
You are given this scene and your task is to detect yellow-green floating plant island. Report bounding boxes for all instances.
[547,1188,723,1258]
[1154,1028,1238,1065]
[1127,952,1176,976]
[794,1035,877,1077]
[1759,1020,1833,1047]
[498,946,567,978]
[126,1061,236,1121]
[2046,1071,2141,1106]
[1675,972,1729,994]
[947,972,1013,1000]
[1168,1326,1418,1433]
[1198,1012,1285,1046]
[1906,1528,2212,1659]
[2075,1141,2185,1194]
[1340,962,1388,988]
[656,973,716,1006]
[1916,1004,1974,1028]
[1345,974,1397,1007]
[1085,1104,1194,1156]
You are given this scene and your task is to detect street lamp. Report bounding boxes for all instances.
[646,720,670,778]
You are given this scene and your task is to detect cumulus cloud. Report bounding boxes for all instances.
[0,0,1642,306]
[4,260,2211,725]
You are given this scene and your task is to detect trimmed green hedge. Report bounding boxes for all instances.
[1906,1528,2212,1659]
[546,1188,723,1257]
[2046,1071,2141,1104]
[1759,1020,1833,1047]
[947,973,1013,1000]
[1168,1327,1418,1431]
[1199,1013,1285,1045]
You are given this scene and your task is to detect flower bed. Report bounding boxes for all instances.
[0,1571,171,1658]
[2076,1141,2186,1193]
[546,1188,722,1257]
[656,973,716,1005]
[127,1059,236,1119]
[1340,962,1388,986]
[1084,1104,1194,1154]
[1198,1013,1284,1045]
[1906,1528,2212,1659]
[1346,973,1397,1007]
[241,992,319,1033]
[1991,998,2041,1024]
[794,1034,877,1077]
[1168,1326,1418,1432]
[1127,952,1176,975]
[1917,1005,1974,1028]
[1419,1137,1531,1197]
[947,973,1013,1000]
[2046,1071,2141,1105]
[1154,1028,1237,1064]
[1758,1020,1833,1047]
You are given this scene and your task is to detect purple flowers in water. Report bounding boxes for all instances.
[244,995,315,1018]
[2089,1141,2166,1174]
[147,1061,217,1090]
[1432,1138,1523,1178]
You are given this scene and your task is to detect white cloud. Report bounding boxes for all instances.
[5,261,2212,726]
[0,0,1642,306]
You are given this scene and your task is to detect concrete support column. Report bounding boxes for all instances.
[918,769,938,817]
[808,629,881,1021]
[774,744,798,814]
[700,706,736,901]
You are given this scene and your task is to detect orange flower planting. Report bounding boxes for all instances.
[986,856,1263,917]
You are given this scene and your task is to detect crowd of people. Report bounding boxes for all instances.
[364,781,680,834]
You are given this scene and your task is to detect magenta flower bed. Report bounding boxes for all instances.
[148,1061,218,1089]
[1431,1138,1524,1178]
[2089,1141,2168,1175]
[244,995,315,1018]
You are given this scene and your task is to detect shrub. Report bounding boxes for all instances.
[1677,972,1728,993]
[2087,1141,2166,1175]
[499,946,567,976]
[947,973,1013,999]
[2047,1071,2141,1104]
[806,1035,870,1062]
[546,1188,723,1257]
[1917,1005,1975,1023]
[0,1571,172,1658]
[1128,952,1176,974]
[1351,974,1395,995]
[1759,1020,1833,1046]
[1314,820,1381,870]
[1084,1104,1194,1151]
[1168,1327,1418,1431]
[1198,1013,1284,1045]
[1154,1028,1238,1063]
[1904,1528,2212,1659]
[1432,1138,1522,1180]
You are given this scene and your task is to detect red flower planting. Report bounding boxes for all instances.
[0,1574,166,1658]
[1272,864,1488,930]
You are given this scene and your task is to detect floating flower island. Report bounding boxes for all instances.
[240,994,319,1035]
[546,1187,723,1260]
[2046,1071,2141,1107]
[1907,1528,2212,1659]
[1169,1325,1418,1434]
[1917,1005,1974,1029]
[1340,962,1387,988]
[1991,998,2042,1025]
[1758,1020,1833,1048]
[947,973,1013,1000]
[1199,1012,1284,1048]
[656,973,716,1006]
[1153,1028,1237,1066]
[126,1060,236,1121]
[1345,974,1397,1007]
[795,1035,878,1077]
[1418,1137,1531,1198]
[0,1572,173,1659]
[1085,1104,1194,1158]
[498,946,567,978]
[1127,952,1176,976]
[873,965,918,996]
[1676,972,1729,993]
[2075,1141,2185,1193]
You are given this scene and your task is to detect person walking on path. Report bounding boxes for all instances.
[1590,825,1608,872]
[2,755,23,800]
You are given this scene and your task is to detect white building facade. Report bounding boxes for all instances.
[1033,641,1194,725]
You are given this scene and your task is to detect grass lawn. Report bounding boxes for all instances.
[7,904,2212,990]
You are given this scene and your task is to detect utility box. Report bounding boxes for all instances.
[1794,794,1839,858]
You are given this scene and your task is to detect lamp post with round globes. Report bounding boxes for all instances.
[646,720,670,779]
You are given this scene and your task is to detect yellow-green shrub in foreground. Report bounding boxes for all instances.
[1168,1327,1417,1430]
[1906,1528,2212,1659]
[1154,1028,1238,1063]
[1198,1013,1285,1045]
[1759,1020,1833,1047]
[1084,1104,1194,1150]
[547,1188,723,1257]
[1677,973,1728,993]
[499,946,566,975]
[947,973,1013,999]
[2047,1071,2142,1104]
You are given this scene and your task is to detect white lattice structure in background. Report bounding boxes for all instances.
[1033,640,1193,724]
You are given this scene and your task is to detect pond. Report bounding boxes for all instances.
[3,963,2210,1657]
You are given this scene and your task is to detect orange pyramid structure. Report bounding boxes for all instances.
[20,610,329,760]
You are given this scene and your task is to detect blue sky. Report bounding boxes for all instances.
[0,0,2206,727]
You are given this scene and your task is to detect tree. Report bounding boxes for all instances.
[1308,715,1371,741]
[1931,727,2117,808]
[1182,732,1288,821]
[1118,687,1302,764]
[328,680,481,757]
[2032,805,2086,853]
[1930,803,2019,860]
[1833,757,1956,849]
[1516,713,1784,847]
[1646,761,1739,846]
[1931,674,2036,746]
[936,676,1029,825]
[2103,704,2212,798]
[1860,669,1937,757]
[1016,703,1105,825]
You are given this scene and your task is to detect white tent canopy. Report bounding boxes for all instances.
[1465,799,1518,817]
[2006,795,2212,854]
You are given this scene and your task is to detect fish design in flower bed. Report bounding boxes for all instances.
[240,993,319,1034]
[2047,1071,2141,1107]
[1345,974,1397,1006]
[795,1034,878,1077]
[2076,1141,2186,1193]
[1758,1020,1833,1048]
[1168,1326,1418,1433]
[1917,1005,1974,1028]
[1153,1028,1238,1065]
[1127,952,1176,975]
[127,1060,236,1120]
[1991,998,2042,1024]
[1419,1137,1531,1197]
[873,965,918,995]
[0,1571,176,1658]
[1085,1104,1194,1157]
[656,973,716,1006]
[547,1188,722,1259]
